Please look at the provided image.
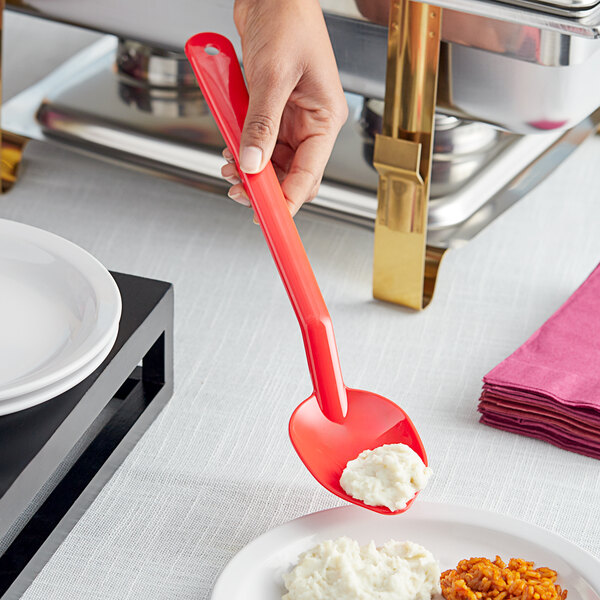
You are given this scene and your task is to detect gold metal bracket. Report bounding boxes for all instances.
[1,130,28,193]
[1,2,28,193]
[373,0,445,310]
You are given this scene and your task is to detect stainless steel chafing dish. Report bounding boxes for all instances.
[2,0,600,307]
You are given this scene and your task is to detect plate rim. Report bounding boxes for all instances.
[211,501,600,599]
[0,219,121,399]
[0,325,118,415]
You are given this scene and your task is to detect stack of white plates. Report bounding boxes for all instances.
[0,219,122,416]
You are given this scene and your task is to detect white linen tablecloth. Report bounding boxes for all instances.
[2,11,600,600]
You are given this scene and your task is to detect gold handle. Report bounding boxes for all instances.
[373,0,445,310]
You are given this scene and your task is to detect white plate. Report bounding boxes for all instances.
[0,219,121,400]
[0,326,118,416]
[212,502,600,600]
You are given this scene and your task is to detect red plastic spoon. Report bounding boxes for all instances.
[186,33,427,515]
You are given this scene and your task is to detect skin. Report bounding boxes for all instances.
[354,0,389,25]
[222,0,348,216]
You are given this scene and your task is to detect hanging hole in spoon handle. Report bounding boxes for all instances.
[185,33,348,424]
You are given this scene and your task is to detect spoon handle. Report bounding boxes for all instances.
[186,33,347,423]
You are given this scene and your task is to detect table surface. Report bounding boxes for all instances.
[3,11,600,600]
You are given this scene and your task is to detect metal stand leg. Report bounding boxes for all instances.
[373,0,445,309]
[1,3,29,193]
[1,131,28,193]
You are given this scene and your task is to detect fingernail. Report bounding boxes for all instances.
[228,189,251,207]
[223,147,234,160]
[239,146,262,174]
[224,175,242,185]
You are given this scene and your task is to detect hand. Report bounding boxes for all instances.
[354,0,389,25]
[222,0,348,216]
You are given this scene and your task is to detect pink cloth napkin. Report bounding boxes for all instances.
[478,263,600,459]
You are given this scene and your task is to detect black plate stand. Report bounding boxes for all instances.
[0,272,174,599]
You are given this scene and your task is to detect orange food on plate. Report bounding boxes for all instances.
[440,556,568,600]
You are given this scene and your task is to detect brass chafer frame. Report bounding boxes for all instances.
[373,0,446,309]
[2,131,28,193]
[1,1,28,193]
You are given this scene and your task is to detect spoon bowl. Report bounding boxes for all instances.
[185,32,428,515]
[290,387,427,515]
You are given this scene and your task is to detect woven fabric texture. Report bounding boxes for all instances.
[2,11,600,600]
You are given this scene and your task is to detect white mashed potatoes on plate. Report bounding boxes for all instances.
[282,537,440,600]
[340,443,432,511]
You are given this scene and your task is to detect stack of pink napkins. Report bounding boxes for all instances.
[479,263,600,459]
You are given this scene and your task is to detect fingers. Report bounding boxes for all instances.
[227,183,250,207]
[221,146,286,211]
[280,134,337,216]
[271,143,294,181]
[221,133,331,218]
[354,0,390,25]
[221,163,241,186]
[221,149,248,207]
[231,0,347,214]
[239,73,296,175]
[227,181,257,223]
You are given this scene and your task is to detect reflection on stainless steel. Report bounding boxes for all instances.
[3,0,600,309]
[362,101,502,198]
[507,0,600,10]
[434,6,600,133]
[503,0,600,12]
[431,117,501,199]
[428,132,561,229]
[497,0,599,17]
[6,0,600,40]
[7,2,600,133]
[117,39,198,88]
[5,2,390,102]
[441,10,600,65]
[433,115,498,154]
[439,35,600,132]
[3,36,599,246]
[419,0,600,33]
[428,106,600,247]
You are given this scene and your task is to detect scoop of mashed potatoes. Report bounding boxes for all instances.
[282,537,440,600]
[340,443,432,511]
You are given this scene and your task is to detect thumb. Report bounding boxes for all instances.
[239,75,289,174]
